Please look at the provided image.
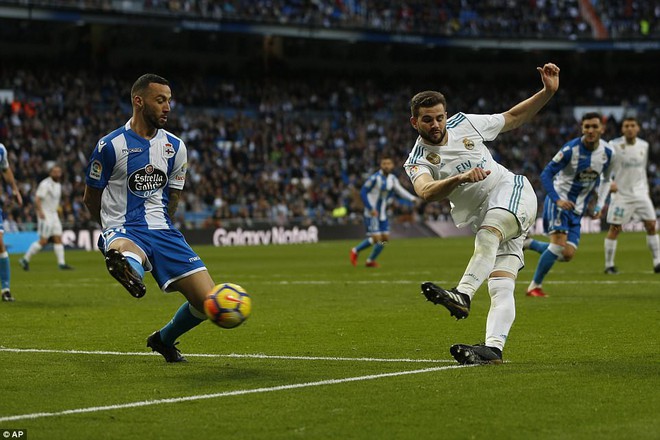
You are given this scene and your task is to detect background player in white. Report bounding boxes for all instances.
[0,141,22,302]
[84,74,219,363]
[19,165,73,271]
[350,155,420,268]
[525,113,615,296]
[404,63,560,365]
[603,117,660,274]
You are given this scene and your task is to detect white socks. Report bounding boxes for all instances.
[54,244,66,265]
[605,234,659,268]
[24,242,43,262]
[647,234,660,266]
[24,242,67,265]
[485,277,516,351]
[457,229,500,298]
[604,238,617,267]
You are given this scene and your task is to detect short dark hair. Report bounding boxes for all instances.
[622,116,639,125]
[410,91,446,117]
[581,112,602,123]
[131,73,169,99]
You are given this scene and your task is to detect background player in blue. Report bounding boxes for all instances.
[0,142,22,302]
[350,155,419,268]
[525,112,614,297]
[83,74,216,362]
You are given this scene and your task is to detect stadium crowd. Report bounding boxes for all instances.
[1,67,658,232]
[5,0,658,39]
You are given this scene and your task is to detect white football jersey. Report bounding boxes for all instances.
[36,176,62,218]
[608,136,650,200]
[403,113,509,227]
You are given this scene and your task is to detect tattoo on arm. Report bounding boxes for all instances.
[168,190,181,218]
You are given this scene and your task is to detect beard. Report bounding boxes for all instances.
[418,127,445,145]
[144,106,166,129]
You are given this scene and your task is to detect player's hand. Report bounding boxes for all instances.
[371,209,378,217]
[459,168,491,183]
[590,207,602,219]
[610,182,618,193]
[537,63,560,94]
[556,199,575,211]
[38,211,45,220]
[13,191,22,206]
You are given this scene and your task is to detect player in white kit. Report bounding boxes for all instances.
[19,165,74,271]
[603,117,660,274]
[404,63,560,365]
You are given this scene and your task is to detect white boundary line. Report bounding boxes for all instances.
[0,347,454,363]
[256,280,659,285]
[0,364,471,423]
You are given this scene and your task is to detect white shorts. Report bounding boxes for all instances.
[38,216,63,238]
[607,195,656,225]
[478,175,537,271]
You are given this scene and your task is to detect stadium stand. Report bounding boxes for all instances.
[1,0,657,38]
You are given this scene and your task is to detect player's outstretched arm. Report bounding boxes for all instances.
[413,168,491,202]
[501,63,560,133]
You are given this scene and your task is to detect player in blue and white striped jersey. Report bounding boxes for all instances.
[525,112,615,297]
[0,141,22,302]
[349,155,419,268]
[83,74,217,363]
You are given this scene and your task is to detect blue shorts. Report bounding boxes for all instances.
[364,216,389,235]
[98,227,207,292]
[542,197,582,248]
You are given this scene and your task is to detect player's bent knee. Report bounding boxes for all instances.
[491,255,521,279]
[481,208,520,241]
[173,270,215,311]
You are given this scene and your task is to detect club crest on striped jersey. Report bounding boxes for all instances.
[426,152,441,165]
[128,163,168,198]
[164,143,175,158]
[463,138,475,150]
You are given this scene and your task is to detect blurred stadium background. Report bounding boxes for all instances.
[0,0,658,244]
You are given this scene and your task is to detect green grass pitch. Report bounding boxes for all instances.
[1,232,658,439]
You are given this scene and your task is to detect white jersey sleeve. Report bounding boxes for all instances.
[462,113,505,141]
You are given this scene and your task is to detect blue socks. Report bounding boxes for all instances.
[125,255,145,278]
[533,247,561,284]
[0,252,9,291]
[354,238,372,253]
[529,240,550,254]
[367,243,385,262]
[160,302,206,346]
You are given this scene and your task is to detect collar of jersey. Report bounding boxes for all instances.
[125,119,161,144]
[417,136,443,152]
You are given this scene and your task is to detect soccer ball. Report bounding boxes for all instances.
[204,283,252,329]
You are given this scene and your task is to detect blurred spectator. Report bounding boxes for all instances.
[0,67,658,230]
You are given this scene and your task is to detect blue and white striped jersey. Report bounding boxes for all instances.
[0,142,9,171]
[540,137,615,215]
[361,170,417,221]
[86,120,188,230]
